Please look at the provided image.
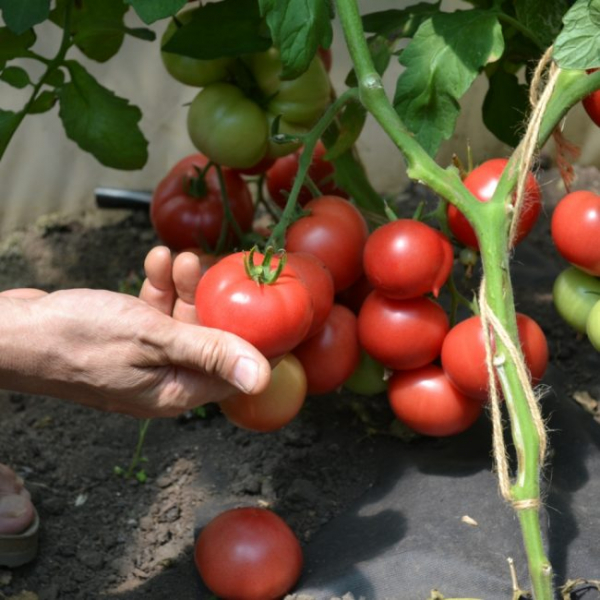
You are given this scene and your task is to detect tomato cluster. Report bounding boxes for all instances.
[551,190,600,350]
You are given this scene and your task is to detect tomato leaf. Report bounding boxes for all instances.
[393,9,504,157]
[0,0,50,35]
[259,0,333,79]
[29,90,57,114]
[482,67,529,148]
[125,0,187,24]
[0,109,21,159]
[361,3,441,39]
[554,0,600,69]
[58,61,148,170]
[345,34,392,87]
[323,100,367,161]
[0,66,31,89]
[162,0,271,60]
[50,0,130,63]
[0,27,36,62]
[512,0,569,48]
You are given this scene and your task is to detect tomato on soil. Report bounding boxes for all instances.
[195,507,303,600]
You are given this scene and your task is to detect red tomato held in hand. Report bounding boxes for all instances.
[266,141,346,208]
[195,250,313,359]
[387,364,483,437]
[440,313,549,402]
[446,158,542,249]
[363,220,453,299]
[220,354,307,432]
[285,196,369,292]
[293,304,360,394]
[358,291,449,370]
[286,252,335,338]
[551,190,600,276]
[195,507,303,600]
[151,153,254,252]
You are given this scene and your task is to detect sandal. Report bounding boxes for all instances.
[0,508,39,568]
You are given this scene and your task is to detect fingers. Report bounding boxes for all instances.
[0,288,48,299]
[172,251,203,323]
[139,246,175,315]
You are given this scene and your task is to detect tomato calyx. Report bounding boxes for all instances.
[244,246,287,284]
[183,164,214,199]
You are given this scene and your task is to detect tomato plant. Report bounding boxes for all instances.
[551,190,600,276]
[586,300,600,351]
[387,364,483,437]
[220,354,307,432]
[195,249,313,358]
[293,304,360,394]
[150,153,254,252]
[285,196,369,292]
[344,350,387,396]
[357,292,449,371]
[447,159,542,249]
[583,70,600,127]
[553,266,600,334]
[363,219,453,299]
[195,507,303,600]
[441,313,549,402]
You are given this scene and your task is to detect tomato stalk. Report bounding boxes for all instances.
[243,246,286,284]
[213,163,247,255]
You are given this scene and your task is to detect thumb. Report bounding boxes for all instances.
[160,322,272,395]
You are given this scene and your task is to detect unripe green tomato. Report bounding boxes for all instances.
[246,48,331,126]
[553,266,600,333]
[586,300,600,351]
[343,350,388,396]
[187,82,269,169]
[265,112,306,158]
[161,10,234,87]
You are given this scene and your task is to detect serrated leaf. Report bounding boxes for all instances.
[0,0,50,35]
[0,27,36,62]
[126,0,187,24]
[163,0,271,60]
[50,0,128,63]
[554,0,600,69]
[393,10,504,157]
[345,34,392,87]
[29,90,57,114]
[259,0,333,79]
[513,0,569,47]
[362,3,441,39]
[482,68,529,147]
[0,65,30,88]
[58,61,148,170]
[323,100,367,161]
[0,109,21,158]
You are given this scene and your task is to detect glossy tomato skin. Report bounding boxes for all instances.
[195,252,313,358]
[447,158,542,249]
[285,196,369,292]
[358,292,449,371]
[151,153,254,252]
[220,354,307,432]
[195,507,303,600]
[387,364,483,437]
[266,141,346,208]
[293,304,360,394]
[335,274,374,315]
[553,266,600,333]
[583,69,600,127]
[363,220,453,299]
[440,313,549,402]
[286,252,335,338]
[551,190,600,276]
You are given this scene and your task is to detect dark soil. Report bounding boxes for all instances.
[0,165,599,600]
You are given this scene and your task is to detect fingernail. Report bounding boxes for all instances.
[233,357,259,393]
[0,495,29,519]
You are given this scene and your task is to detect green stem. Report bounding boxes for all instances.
[495,11,544,50]
[125,418,152,479]
[214,163,246,253]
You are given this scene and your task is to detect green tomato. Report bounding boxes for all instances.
[553,266,600,333]
[343,350,388,396]
[187,82,269,169]
[265,112,306,159]
[161,10,234,87]
[586,300,600,351]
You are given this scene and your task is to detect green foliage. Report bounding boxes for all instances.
[0,110,20,157]
[513,0,570,48]
[0,27,36,63]
[554,0,600,69]
[0,65,30,89]
[126,0,187,24]
[0,0,50,35]
[361,2,440,39]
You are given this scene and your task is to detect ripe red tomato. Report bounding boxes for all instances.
[440,313,548,402]
[446,158,542,249]
[583,69,600,127]
[195,507,303,600]
[195,250,313,359]
[551,190,600,276]
[286,251,335,338]
[335,274,374,315]
[387,364,483,437]
[318,47,332,72]
[151,153,254,252]
[285,196,369,292]
[266,141,346,209]
[363,220,453,299]
[357,292,449,370]
[293,304,360,394]
[220,354,307,432]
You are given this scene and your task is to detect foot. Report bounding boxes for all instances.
[0,464,35,536]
